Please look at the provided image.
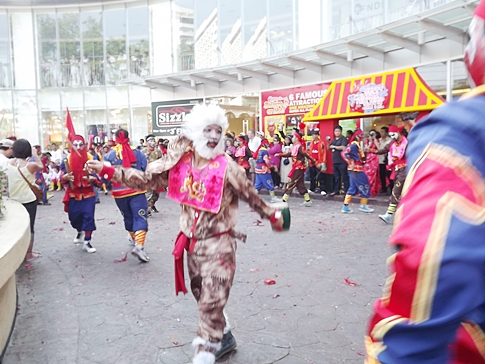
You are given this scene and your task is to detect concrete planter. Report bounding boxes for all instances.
[0,200,30,362]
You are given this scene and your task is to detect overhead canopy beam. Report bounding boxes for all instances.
[211,70,242,83]
[314,49,351,67]
[189,74,221,88]
[259,62,294,78]
[144,79,174,92]
[347,41,384,61]
[286,56,323,73]
[418,19,465,39]
[235,67,269,82]
[380,31,421,53]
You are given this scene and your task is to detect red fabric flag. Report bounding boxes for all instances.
[65,107,75,142]
[88,134,94,150]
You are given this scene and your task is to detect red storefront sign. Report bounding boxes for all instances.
[261,84,329,137]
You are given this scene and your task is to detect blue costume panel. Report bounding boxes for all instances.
[254,147,274,192]
[345,142,370,199]
[366,91,485,363]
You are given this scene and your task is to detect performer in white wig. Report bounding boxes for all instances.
[87,103,289,364]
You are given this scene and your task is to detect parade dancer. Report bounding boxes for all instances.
[61,135,99,253]
[280,129,315,207]
[234,136,251,179]
[253,138,278,202]
[376,125,407,224]
[366,2,485,362]
[341,129,374,213]
[142,134,163,216]
[103,129,150,262]
[87,104,288,364]
[308,128,327,195]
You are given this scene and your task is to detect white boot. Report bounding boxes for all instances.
[83,241,96,253]
[73,231,84,244]
[192,351,215,364]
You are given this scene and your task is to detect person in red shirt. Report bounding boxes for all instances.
[308,129,327,195]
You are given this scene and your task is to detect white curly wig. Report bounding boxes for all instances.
[183,103,229,160]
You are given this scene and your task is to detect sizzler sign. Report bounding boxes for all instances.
[151,99,203,137]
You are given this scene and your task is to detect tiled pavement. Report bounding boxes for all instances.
[4,190,393,364]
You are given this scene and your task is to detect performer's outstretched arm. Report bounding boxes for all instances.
[227,161,275,220]
[88,135,192,191]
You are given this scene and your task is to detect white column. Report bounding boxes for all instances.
[10,11,36,89]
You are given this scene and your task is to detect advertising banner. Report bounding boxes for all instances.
[151,99,203,137]
[261,84,329,138]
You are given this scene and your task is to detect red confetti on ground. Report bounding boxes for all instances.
[344,278,359,286]
[53,227,64,231]
[249,268,259,272]
[171,340,179,345]
[357,352,365,356]
[24,264,33,269]
[264,279,276,285]
[114,253,128,263]
[252,219,263,226]
[108,221,116,225]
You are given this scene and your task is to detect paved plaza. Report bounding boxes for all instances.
[4,191,393,364]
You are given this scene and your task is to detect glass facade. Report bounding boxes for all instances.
[0,0,468,146]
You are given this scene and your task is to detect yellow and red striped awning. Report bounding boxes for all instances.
[303,68,444,122]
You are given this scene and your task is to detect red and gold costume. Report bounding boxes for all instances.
[234,136,251,179]
[281,130,313,205]
[366,2,485,362]
[60,135,99,253]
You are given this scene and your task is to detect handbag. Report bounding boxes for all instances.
[18,167,43,202]
[283,158,290,165]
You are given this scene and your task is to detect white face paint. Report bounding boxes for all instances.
[389,132,399,140]
[203,125,222,149]
[72,140,85,151]
[147,138,156,148]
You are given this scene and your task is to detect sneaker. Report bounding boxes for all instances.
[215,331,237,360]
[73,231,85,244]
[308,190,316,194]
[132,244,150,262]
[270,196,281,203]
[301,200,312,207]
[379,213,392,224]
[96,199,100,204]
[147,210,153,218]
[359,205,374,213]
[83,241,96,253]
[341,205,353,213]
[330,192,337,196]
[320,190,327,196]
[104,190,108,195]
[152,206,159,213]
[128,235,135,246]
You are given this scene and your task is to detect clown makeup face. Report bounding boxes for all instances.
[465,17,485,88]
[72,140,85,151]
[147,137,156,148]
[389,132,399,140]
[203,124,223,149]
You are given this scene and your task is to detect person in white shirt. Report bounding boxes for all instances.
[0,138,14,172]
[378,127,393,193]
[51,143,64,166]
[247,130,261,184]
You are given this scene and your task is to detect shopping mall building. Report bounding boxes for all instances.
[0,0,478,148]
